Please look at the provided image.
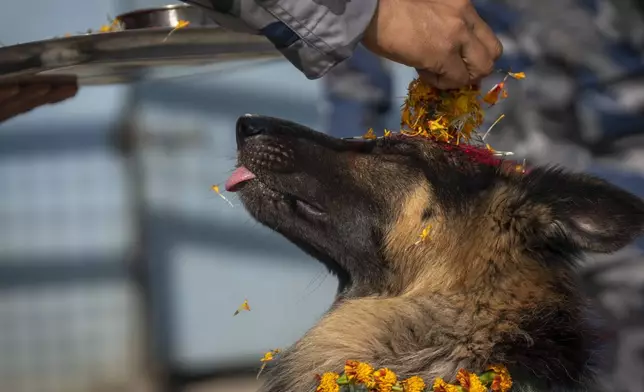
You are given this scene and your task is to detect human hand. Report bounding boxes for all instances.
[0,81,78,123]
[361,0,503,89]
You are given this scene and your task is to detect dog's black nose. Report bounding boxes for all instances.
[236,114,269,139]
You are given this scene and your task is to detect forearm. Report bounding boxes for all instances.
[182,0,378,79]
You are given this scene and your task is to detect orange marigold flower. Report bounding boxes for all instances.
[374,368,397,392]
[316,372,340,392]
[432,378,461,392]
[344,360,360,380]
[455,369,470,389]
[402,376,426,392]
[487,365,512,392]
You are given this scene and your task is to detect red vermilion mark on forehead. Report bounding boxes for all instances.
[442,142,528,174]
[392,133,527,174]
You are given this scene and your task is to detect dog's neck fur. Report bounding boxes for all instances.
[260,288,598,392]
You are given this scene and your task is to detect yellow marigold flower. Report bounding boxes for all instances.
[374,368,397,392]
[487,364,512,392]
[467,373,487,392]
[316,372,340,392]
[402,376,426,392]
[432,378,461,392]
[356,363,376,387]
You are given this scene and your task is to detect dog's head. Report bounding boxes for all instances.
[226,114,644,300]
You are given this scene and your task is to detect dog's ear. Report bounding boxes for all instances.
[523,168,644,253]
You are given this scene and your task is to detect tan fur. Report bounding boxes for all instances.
[264,186,573,391]
[385,185,563,307]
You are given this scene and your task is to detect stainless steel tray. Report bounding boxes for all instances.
[0,5,280,85]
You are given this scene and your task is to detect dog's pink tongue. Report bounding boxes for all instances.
[225,166,257,192]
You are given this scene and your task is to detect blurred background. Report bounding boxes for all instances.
[0,1,413,392]
[1,0,643,392]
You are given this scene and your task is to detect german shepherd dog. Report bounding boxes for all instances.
[225,114,644,392]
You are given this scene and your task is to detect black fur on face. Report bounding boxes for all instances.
[230,114,644,299]
[230,115,423,297]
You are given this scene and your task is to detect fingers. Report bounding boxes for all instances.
[419,3,503,90]
[461,34,496,84]
[419,17,501,89]
[48,84,79,103]
[418,34,492,89]
[0,85,19,104]
[464,7,503,83]
[0,83,78,123]
[469,12,503,62]
[417,50,470,90]
[0,84,50,123]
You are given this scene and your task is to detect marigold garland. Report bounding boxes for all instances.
[315,360,513,392]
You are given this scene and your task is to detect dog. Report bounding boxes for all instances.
[224,114,644,392]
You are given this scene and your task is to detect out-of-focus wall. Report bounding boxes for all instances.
[0,2,137,392]
[0,1,419,391]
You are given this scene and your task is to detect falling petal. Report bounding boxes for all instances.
[483,82,505,106]
[362,128,377,140]
[233,299,251,316]
[211,185,234,207]
[163,20,191,42]
[482,114,506,140]
[414,225,432,245]
[257,349,281,379]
